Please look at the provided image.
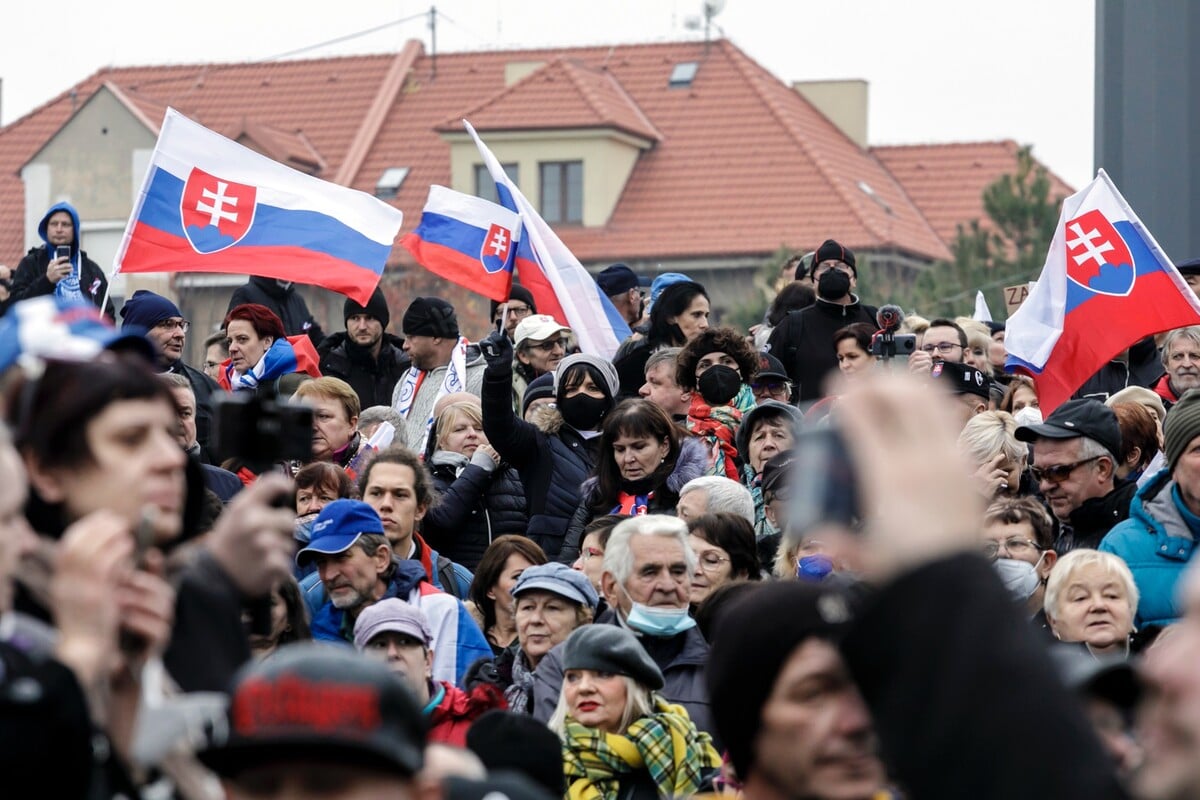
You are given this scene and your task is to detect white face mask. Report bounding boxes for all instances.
[1013,406,1044,428]
[994,556,1042,602]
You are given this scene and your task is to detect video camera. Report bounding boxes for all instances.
[869,303,916,360]
[213,392,314,473]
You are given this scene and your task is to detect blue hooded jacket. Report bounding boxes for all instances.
[9,202,112,316]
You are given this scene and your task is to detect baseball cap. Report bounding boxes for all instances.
[512,562,599,609]
[755,352,789,382]
[931,360,990,400]
[199,642,425,778]
[1015,398,1122,458]
[0,296,157,374]
[296,499,385,567]
[596,264,640,296]
[514,314,571,349]
[649,272,692,305]
[353,598,433,650]
[1176,257,1200,276]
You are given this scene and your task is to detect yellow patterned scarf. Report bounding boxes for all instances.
[563,697,722,800]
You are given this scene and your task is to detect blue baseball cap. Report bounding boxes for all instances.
[649,272,692,305]
[0,296,155,374]
[512,562,599,609]
[296,499,385,567]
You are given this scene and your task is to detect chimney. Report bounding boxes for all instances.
[792,79,869,149]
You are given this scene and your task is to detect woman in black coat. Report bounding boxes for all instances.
[421,397,528,570]
[559,399,708,563]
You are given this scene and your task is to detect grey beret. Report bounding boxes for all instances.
[561,625,663,690]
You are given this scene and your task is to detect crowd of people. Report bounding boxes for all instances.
[8,204,1200,800]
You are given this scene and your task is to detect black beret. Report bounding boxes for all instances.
[561,625,663,690]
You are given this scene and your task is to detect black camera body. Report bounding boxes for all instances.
[213,392,314,469]
[870,333,916,359]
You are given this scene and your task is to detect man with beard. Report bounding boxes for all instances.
[767,240,877,402]
[320,288,408,410]
[1153,327,1200,410]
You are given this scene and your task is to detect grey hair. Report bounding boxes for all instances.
[358,405,406,439]
[548,675,656,735]
[158,372,193,392]
[678,476,755,525]
[644,347,684,375]
[1076,435,1117,467]
[1161,326,1200,369]
[1044,548,1138,625]
[602,514,696,586]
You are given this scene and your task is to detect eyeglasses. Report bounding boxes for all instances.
[155,318,190,332]
[982,537,1044,560]
[751,381,789,395]
[920,342,962,354]
[496,304,532,323]
[697,553,731,572]
[1030,456,1101,484]
[526,337,566,353]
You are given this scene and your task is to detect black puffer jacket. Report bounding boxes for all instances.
[318,331,410,410]
[559,436,709,563]
[481,370,599,560]
[423,450,529,570]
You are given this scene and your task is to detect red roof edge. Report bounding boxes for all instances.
[333,39,424,185]
[104,81,165,134]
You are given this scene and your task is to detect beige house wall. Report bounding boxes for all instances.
[444,129,648,226]
[792,79,869,149]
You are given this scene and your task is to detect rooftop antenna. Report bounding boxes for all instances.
[703,0,726,50]
[429,5,437,79]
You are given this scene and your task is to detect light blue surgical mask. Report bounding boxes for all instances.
[994,556,1041,602]
[619,585,695,637]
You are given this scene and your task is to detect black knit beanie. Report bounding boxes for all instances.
[344,286,390,329]
[1166,388,1200,472]
[707,581,854,780]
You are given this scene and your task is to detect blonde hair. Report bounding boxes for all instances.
[955,317,992,340]
[901,314,929,335]
[1044,549,1139,624]
[965,330,996,378]
[957,411,1026,470]
[293,376,361,423]
[548,675,656,735]
[435,400,484,451]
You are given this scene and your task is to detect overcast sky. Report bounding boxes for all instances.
[1,0,1095,187]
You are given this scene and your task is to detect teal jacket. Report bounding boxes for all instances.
[1099,469,1198,628]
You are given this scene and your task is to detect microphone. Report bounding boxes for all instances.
[876,304,905,333]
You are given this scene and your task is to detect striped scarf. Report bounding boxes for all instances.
[563,697,721,800]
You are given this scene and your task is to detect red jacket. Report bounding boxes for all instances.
[426,681,506,746]
[1154,373,1179,409]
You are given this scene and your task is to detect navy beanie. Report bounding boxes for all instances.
[121,290,182,331]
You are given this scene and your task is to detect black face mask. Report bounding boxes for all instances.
[558,393,610,430]
[697,364,742,406]
[817,269,852,300]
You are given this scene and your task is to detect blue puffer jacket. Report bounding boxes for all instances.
[423,451,529,570]
[1099,468,1199,628]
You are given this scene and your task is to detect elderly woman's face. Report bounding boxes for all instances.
[515,589,584,667]
[689,532,733,605]
[1050,562,1134,652]
[564,668,628,733]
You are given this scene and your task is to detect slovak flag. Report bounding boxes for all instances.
[464,121,631,358]
[400,185,520,303]
[1006,169,1200,412]
[113,108,404,305]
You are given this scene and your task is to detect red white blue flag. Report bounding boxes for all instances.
[464,121,631,358]
[113,108,404,305]
[1006,169,1200,412]
[400,185,520,303]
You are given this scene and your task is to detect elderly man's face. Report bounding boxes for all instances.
[603,534,689,614]
[1166,338,1200,396]
[1137,565,1200,799]
[1031,437,1112,521]
[676,489,708,522]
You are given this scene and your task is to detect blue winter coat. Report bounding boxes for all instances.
[1099,469,1199,628]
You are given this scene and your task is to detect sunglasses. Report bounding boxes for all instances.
[1029,456,1101,484]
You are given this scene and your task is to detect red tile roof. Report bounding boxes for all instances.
[446,57,662,143]
[0,39,970,269]
[871,140,1074,249]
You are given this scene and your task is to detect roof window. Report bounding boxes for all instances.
[375,167,409,199]
[669,62,699,88]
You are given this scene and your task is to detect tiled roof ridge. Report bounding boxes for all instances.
[558,59,663,141]
[334,40,423,185]
[446,55,571,130]
[873,138,1075,200]
[102,82,170,133]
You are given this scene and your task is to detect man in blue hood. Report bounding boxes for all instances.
[10,202,112,317]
